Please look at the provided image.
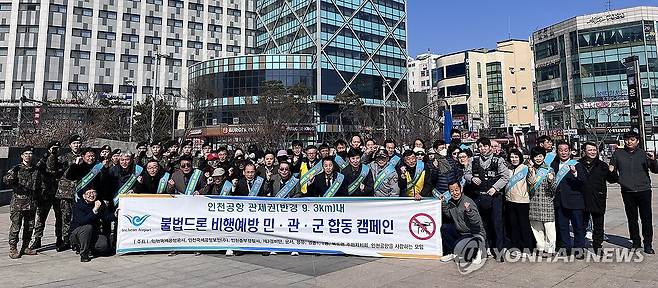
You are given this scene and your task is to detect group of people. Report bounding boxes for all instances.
[3,129,657,264]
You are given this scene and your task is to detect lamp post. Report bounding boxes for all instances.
[150,49,169,141]
[382,78,391,139]
[126,80,135,142]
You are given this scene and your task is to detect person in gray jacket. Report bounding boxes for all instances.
[609,130,658,254]
[368,149,399,197]
[440,181,486,262]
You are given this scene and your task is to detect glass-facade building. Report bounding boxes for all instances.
[188,0,408,143]
[533,6,658,148]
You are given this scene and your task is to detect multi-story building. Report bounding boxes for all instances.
[431,40,535,135]
[0,0,255,104]
[532,6,658,147]
[189,0,408,143]
[408,52,440,93]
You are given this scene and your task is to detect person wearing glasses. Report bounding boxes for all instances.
[166,155,207,195]
[398,150,433,200]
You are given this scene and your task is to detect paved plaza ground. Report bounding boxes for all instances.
[1,176,658,288]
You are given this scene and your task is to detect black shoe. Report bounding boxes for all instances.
[80,253,91,263]
[632,242,642,249]
[56,242,71,252]
[644,247,655,254]
[73,244,80,254]
[261,252,270,256]
[234,251,244,256]
[30,238,41,250]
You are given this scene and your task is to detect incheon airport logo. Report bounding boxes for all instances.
[124,214,151,227]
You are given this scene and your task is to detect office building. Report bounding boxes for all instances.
[408,52,440,93]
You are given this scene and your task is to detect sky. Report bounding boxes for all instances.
[407,0,656,57]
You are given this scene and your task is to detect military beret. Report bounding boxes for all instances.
[179,155,193,162]
[100,145,112,152]
[136,141,148,149]
[111,148,122,156]
[181,140,193,147]
[68,135,82,144]
[47,141,61,150]
[21,146,34,155]
[150,141,163,147]
[81,147,96,155]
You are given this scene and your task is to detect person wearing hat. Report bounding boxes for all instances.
[31,141,62,250]
[135,142,149,168]
[164,140,180,166]
[3,146,44,259]
[368,148,400,197]
[398,150,433,200]
[145,141,171,173]
[99,145,112,161]
[269,161,300,198]
[340,149,374,197]
[275,149,289,164]
[53,135,84,251]
[206,167,231,195]
[109,149,122,168]
[136,159,167,194]
[609,130,658,254]
[166,155,207,195]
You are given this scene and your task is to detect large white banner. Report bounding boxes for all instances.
[117,195,442,259]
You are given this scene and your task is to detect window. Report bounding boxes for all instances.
[97,52,115,61]
[71,50,90,59]
[19,3,39,11]
[227,8,241,17]
[208,24,222,32]
[538,88,561,104]
[17,25,39,33]
[121,33,139,43]
[166,38,182,47]
[166,58,182,66]
[73,7,92,17]
[99,10,117,19]
[123,13,140,22]
[146,16,162,25]
[98,31,116,40]
[68,82,88,91]
[121,54,138,63]
[446,84,467,96]
[167,19,183,28]
[72,28,92,38]
[478,84,482,98]
[536,64,560,81]
[207,43,222,51]
[477,62,482,78]
[187,40,202,49]
[146,0,163,4]
[208,5,222,14]
[0,3,11,11]
[145,36,161,44]
[49,4,66,13]
[188,21,202,30]
[48,26,66,35]
[168,0,183,8]
[46,48,64,57]
[44,82,62,90]
[227,27,241,35]
[445,63,466,78]
[188,2,203,11]
[535,38,558,60]
[15,48,37,56]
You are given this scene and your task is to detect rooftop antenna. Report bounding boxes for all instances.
[507,16,511,40]
[605,0,612,11]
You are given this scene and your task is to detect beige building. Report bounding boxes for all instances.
[431,39,535,134]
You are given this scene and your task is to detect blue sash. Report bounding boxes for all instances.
[248,176,264,196]
[219,180,233,196]
[184,169,203,195]
[275,176,300,198]
[74,162,104,201]
[323,173,345,197]
[506,166,528,193]
[556,159,578,186]
[299,161,322,187]
[388,155,401,167]
[114,165,143,206]
[529,166,550,196]
[544,152,556,166]
[334,155,348,170]
[156,172,170,194]
[431,188,451,204]
[347,164,370,195]
[406,161,425,191]
[374,162,397,191]
[460,144,470,150]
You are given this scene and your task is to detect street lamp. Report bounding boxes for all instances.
[150,49,169,141]
[382,78,391,139]
[125,80,135,142]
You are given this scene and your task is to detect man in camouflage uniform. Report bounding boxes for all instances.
[135,141,149,168]
[30,141,61,249]
[144,140,170,171]
[3,146,44,259]
[52,135,82,251]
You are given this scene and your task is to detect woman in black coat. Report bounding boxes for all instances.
[578,142,617,253]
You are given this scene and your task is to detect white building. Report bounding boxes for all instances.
[0,0,256,104]
[407,52,440,93]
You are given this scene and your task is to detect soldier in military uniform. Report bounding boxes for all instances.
[145,140,171,171]
[99,145,112,162]
[53,135,83,251]
[30,141,61,250]
[3,146,45,259]
[135,141,149,168]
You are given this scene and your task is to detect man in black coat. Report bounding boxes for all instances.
[579,142,617,254]
[551,141,586,257]
[308,157,348,197]
[135,160,166,194]
[340,149,374,196]
[233,163,267,196]
[70,188,115,262]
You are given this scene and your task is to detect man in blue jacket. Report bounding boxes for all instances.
[70,189,115,262]
[551,141,586,258]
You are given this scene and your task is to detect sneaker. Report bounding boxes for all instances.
[225,250,234,256]
[586,231,593,241]
[440,254,456,262]
[644,246,655,254]
[80,253,91,263]
[269,252,277,255]
[56,242,70,252]
[291,252,299,256]
[472,250,484,265]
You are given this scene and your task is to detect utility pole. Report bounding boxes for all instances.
[150,55,159,141]
[382,79,390,139]
[16,85,24,145]
[171,95,176,140]
[126,80,135,142]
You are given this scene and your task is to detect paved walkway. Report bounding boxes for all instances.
[1,176,658,288]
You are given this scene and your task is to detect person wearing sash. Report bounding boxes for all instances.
[270,162,301,198]
[439,181,485,263]
[31,141,62,250]
[550,141,586,258]
[369,149,399,197]
[464,137,510,262]
[135,159,168,194]
[206,168,232,195]
[299,145,321,195]
[308,157,347,197]
[290,140,305,174]
[398,150,433,200]
[505,149,532,256]
[233,163,267,196]
[166,155,207,195]
[348,135,363,154]
[102,151,140,203]
[609,130,658,254]
[340,149,374,197]
[527,147,557,257]
[59,147,102,252]
[537,135,555,165]
[4,146,44,259]
[579,142,617,255]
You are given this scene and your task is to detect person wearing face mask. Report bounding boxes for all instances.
[609,130,658,254]
[428,140,453,198]
[368,149,399,197]
[4,146,45,259]
[505,149,533,257]
[579,142,617,255]
[527,147,557,257]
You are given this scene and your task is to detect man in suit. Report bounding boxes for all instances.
[308,157,347,197]
[551,141,586,258]
[270,162,301,198]
[233,163,266,196]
